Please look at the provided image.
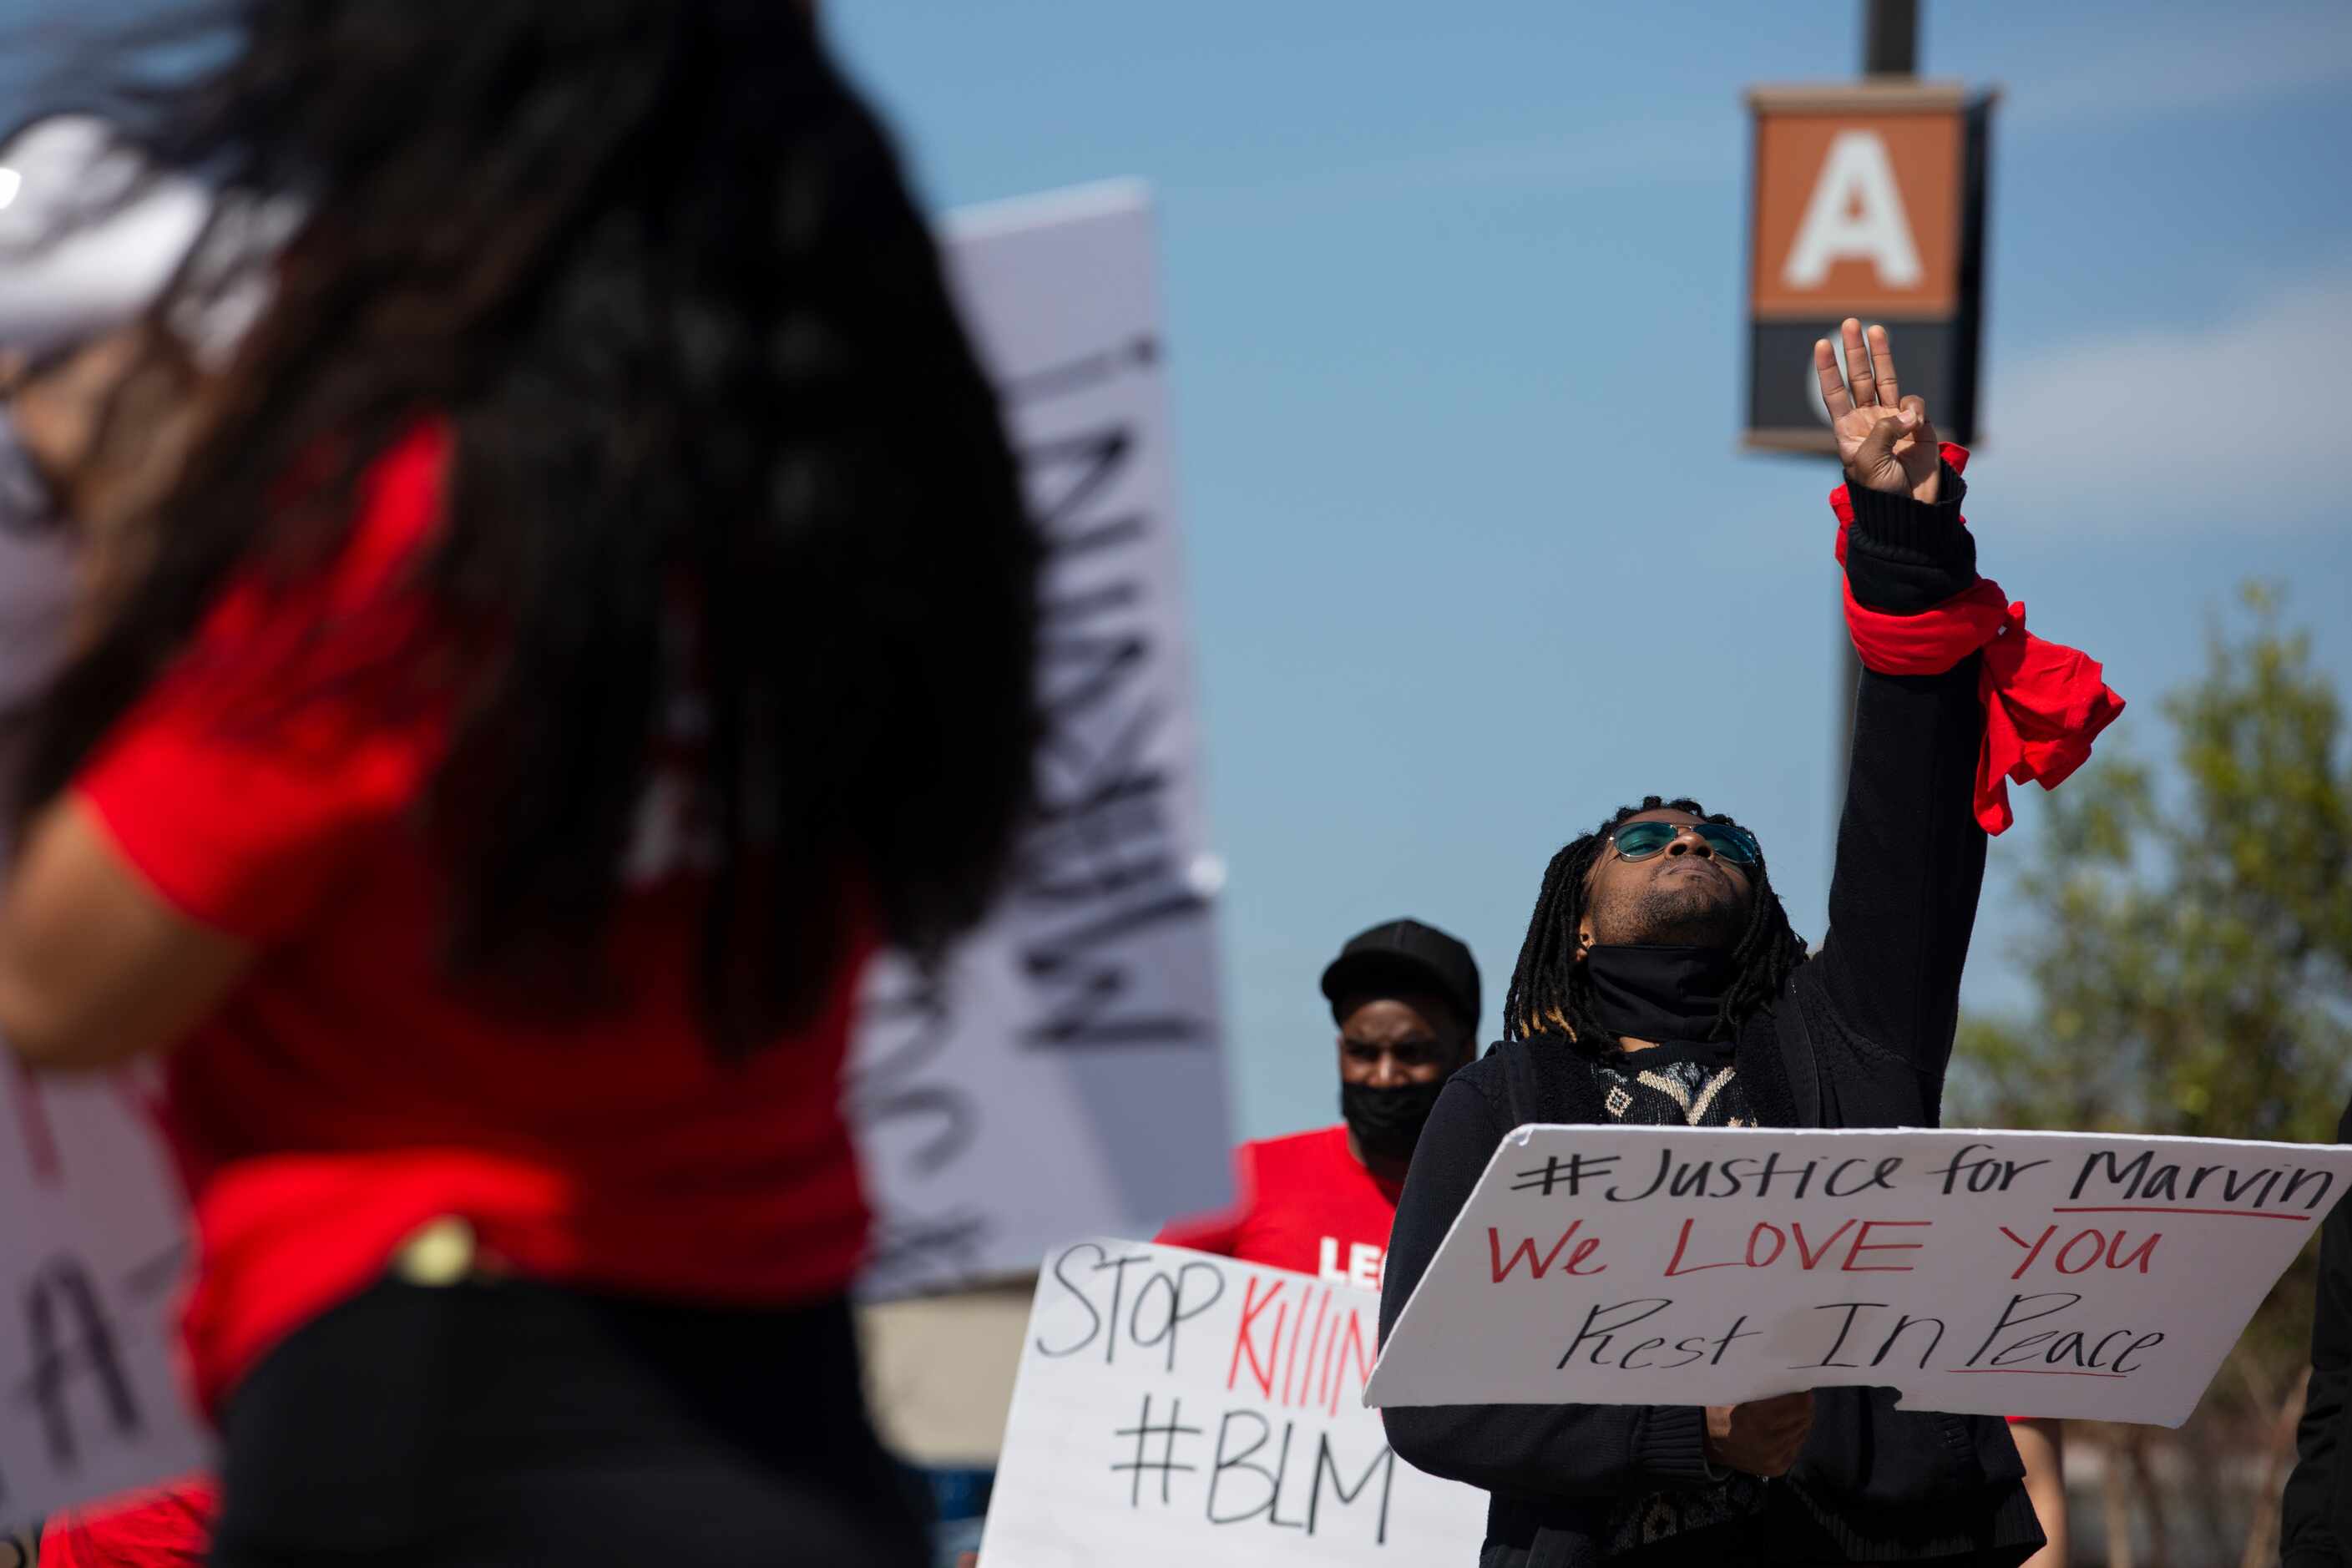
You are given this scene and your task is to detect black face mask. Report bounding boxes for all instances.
[1342,1078,1449,1163]
[1582,944,1738,1044]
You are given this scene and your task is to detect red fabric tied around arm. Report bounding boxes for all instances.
[1833,443,2126,836]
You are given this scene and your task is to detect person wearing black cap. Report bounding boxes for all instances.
[1157,918,1479,1289]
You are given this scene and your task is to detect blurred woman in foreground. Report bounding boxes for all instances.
[0,3,1037,1562]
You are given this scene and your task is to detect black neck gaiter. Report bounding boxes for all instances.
[1341,1079,1449,1163]
[1582,943,1737,1043]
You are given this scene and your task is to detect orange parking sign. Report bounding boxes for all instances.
[1742,82,1994,451]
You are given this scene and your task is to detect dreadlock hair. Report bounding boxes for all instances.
[1503,796,1808,1054]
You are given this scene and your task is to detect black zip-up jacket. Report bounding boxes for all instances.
[2281,1097,2352,1567]
[1379,466,2044,1567]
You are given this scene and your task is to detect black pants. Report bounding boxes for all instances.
[210,1277,927,1567]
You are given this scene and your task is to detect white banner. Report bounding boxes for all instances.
[1368,1125,2352,1428]
[980,1240,1487,1565]
[0,531,210,1538]
[0,1069,210,1538]
[849,185,1232,1297]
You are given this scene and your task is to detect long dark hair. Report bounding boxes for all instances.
[1503,796,1808,1051]
[10,1,1039,1051]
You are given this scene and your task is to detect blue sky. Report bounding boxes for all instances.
[822,0,2352,1141]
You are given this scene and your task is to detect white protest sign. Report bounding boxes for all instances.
[0,529,210,1536]
[849,185,1232,1297]
[980,1240,1487,1565]
[1368,1125,2352,1428]
[0,1069,209,1537]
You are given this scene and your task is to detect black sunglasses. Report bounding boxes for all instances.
[1606,820,1760,867]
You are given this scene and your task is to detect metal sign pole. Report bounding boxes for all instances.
[1839,0,1920,801]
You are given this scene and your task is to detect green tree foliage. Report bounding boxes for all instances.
[1955,585,2352,1148]
[1951,586,2352,1478]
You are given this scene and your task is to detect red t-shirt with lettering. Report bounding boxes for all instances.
[73,421,873,1415]
[1156,1125,1401,1289]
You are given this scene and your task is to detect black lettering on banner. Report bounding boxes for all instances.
[1720,1150,1822,1200]
[1037,1242,1113,1358]
[1020,894,1208,1049]
[2282,1168,2337,1212]
[1037,1247,1227,1372]
[1206,1410,1271,1525]
[856,1083,976,1178]
[847,970,989,1296]
[1609,1149,1675,1202]
[1034,625,1146,752]
[1110,1393,1202,1508]
[1822,1156,1902,1198]
[1205,1409,1303,1530]
[15,1256,142,1467]
[2069,1149,2153,1203]
[1510,1152,1620,1198]
[1927,1141,2049,1195]
[857,1211,990,1297]
[1800,1302,1887,1370]
[1309,1435,1398,1545]
[1093,1252,1154,1367]
[845,332,1209,1287]
[1002,336,1160,410]
[1871,1313,1947,1369]
[1009,369,1213,1053]
[1130,1262,1227,1374]
[1016,695,1171,908]
[1023,426,1141,567]
[1557,1301,1756,1373]
[119,1242,189,1308]
[2068,1147,2334,1211]
[1964,1292,2083,1368]
[1559,1299,1675,1370]
[1586,1149,1910,1204]
[1668,1161,1716,1199]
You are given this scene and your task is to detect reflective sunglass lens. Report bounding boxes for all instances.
[1697,826,1759,864]
[1612,823,1680,857]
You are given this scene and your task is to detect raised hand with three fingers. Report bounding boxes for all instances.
[1814,317,1940,504]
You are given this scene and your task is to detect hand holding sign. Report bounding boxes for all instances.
[1704,1390,1813,1478]
[1815,318,1940,503]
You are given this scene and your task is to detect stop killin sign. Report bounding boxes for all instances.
[1742,81,1995,451]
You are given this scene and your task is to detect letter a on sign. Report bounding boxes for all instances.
[1783,130,1921,291]
[1743,84,1979,444]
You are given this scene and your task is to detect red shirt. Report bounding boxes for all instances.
[74,422,872,1415]
[1156,1125,1402,1288]
[38,1479,217,1568]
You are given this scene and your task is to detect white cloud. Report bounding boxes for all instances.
[1981,273,2351,534]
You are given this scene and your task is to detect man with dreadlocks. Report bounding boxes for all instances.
[1379,321,2123,1568]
